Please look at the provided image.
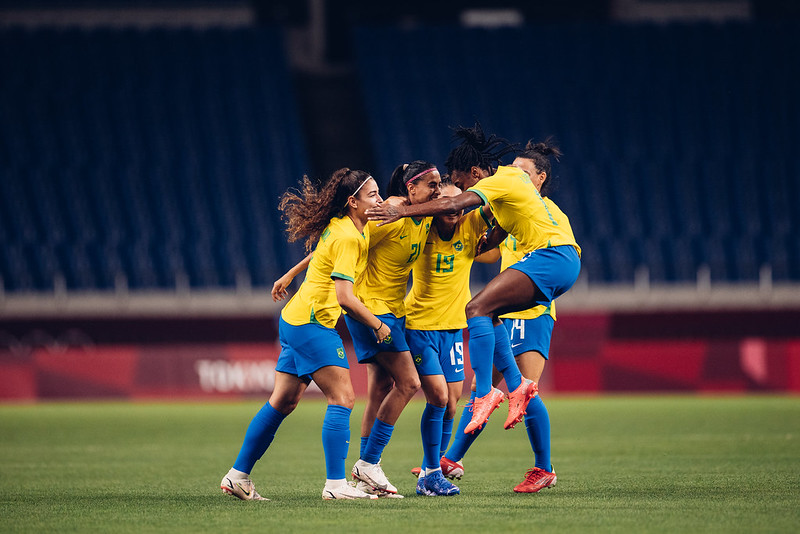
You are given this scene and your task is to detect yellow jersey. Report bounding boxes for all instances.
[497,233,557,321]
[468,165,580,257]
[405,208,490,330]
[356,216,432,317]
[281,215,369,328]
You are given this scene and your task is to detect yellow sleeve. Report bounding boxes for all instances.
[329,233,360,283]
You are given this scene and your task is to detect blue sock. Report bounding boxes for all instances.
[321,405,352,480]
[440,417,454,458]
[360,436,369,459]
[421,403,446,470]
[524,395,551,471]
[467,316,495,396]
[362,419,394,464]
[232,402,287,473]
[493,323,522,391]
[444,392,485,461]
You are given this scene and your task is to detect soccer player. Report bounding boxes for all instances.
[442,139,564,493]
[367,125,581,491]
[345,161,441,498]
[403,177,492,496]
[220,168,389,501]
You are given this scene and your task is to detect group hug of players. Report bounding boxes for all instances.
[219,123,581,500]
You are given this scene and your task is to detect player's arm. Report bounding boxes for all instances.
[476,224,508,257]
[366,191,483,226]
[271,252,313,301]
[334,278,391,342]
[475,247,501,263]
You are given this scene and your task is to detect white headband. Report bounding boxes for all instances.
[345,175,373,206]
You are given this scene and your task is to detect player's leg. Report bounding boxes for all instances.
[353,350,419,495]
[221,371,307,501]
[463,269,540,432]
[512,314,557,493]
[313,365,376,500]
[360,362,393,457]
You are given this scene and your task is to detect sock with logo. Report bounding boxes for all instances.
[493,323,522,391]
[321,404,352,480]
[467,316,495,396]
[361,418,394,464]
[444,391,484,462]
[524,395,551,471]
[420,403,446,470]
[232,402,287,473]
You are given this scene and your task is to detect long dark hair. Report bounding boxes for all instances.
[387,160,437,197]
[279,168,372,252]
[444,122,516,174]
[517,138,562,196]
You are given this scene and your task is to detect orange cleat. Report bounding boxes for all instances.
[513,467,557,493]
[504,379,538,430]
[464,388,504,434]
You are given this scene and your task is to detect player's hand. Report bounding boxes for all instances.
[372,321,392,343]
[475,233,490,256]
[271,274,293,301]
[366,204,402,226]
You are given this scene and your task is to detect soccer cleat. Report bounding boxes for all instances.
[464,388,504,434]
[504,379,538,430]
[440,457,464,480]
[416,475,434,496]
[410,466,422,477]
[513,467,557,493]
[355,480,404,499]
[322,482,378,500]
[352,459,399,495]
[220,475,269,501]
[422,470,460,496]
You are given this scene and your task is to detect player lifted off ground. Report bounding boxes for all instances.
[443,139,566,493]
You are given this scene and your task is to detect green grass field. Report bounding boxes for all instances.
[1,396,798,533]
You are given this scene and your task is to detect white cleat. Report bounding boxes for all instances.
[323,482,378,500]
[355,480,404,499]
[220,475,269,501]
[351,459,399,495]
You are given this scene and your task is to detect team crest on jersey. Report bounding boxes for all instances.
[414,354,423,365]
[337,347,345,359]
[453,240,463,251]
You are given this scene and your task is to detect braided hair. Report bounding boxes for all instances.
[444,122,517,174]
[517,137,562,196]
[279,168,372,252]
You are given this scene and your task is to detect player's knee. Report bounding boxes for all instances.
[331,391,355,410]
[397,376,421,398]
[465,299,487,319]
[271,397,300,415]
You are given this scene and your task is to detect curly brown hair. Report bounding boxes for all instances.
[279,168,373,252]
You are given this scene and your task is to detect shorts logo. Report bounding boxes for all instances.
[337,347,345,359]
[383,334,392,344]
[453,240,463,251]
[414,354,423,365]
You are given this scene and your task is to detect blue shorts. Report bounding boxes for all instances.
[344,313,410,363]
[502,316,555,360]
[275,317,349,380]
[507,245,581,307]
[406,328,465,382]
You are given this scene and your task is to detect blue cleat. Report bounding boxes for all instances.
[423,470,460,496]
[416,475,434,496]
